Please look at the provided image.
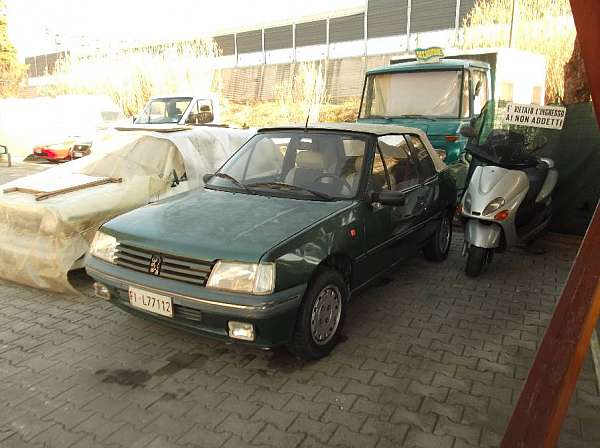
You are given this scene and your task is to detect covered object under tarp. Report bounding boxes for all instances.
[0,126,252,293]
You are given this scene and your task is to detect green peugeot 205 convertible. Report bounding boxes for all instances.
[85,123,456,359]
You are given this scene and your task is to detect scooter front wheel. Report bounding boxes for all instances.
[465,246,488,277]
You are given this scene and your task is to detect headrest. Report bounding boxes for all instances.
[296,151,324,170]
[354,156,364,171]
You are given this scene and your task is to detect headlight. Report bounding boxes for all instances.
[90,231,118,263]
[483,197,506,215]
[463,192,472,213]
[207,261,275,295]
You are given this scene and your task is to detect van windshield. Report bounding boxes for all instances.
[360,70,463,119]
[134,97,192,124]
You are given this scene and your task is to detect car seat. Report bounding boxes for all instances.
[284,151,325,187]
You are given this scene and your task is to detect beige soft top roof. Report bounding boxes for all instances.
[257,122,447,172]
[259,122,426,136]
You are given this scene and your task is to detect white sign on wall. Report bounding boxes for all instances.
[505,103,567,130]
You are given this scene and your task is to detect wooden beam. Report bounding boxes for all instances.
[569,0,600,122]
[500,200,600,447]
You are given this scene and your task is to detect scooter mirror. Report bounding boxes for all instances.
[459,125,477,138]
[532,135,548,151]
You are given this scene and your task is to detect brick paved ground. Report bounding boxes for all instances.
[0,163,599,447]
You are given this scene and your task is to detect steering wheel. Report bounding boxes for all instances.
[314,173,353,193]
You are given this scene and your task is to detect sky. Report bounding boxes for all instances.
[6,0,365,58]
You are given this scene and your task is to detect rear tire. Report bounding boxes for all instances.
[288,268,347,360]
[424,213,452,262]
[465,246,487,277]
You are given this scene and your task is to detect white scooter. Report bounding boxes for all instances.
[458,121,558,277]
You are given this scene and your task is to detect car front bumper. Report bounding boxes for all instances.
[86,257,306,349]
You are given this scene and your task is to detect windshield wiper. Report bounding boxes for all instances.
[364,115,392,121]
[209,173,254,194]
[396,114,437,121]
[247,182,332,200]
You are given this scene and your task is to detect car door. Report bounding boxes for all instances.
[356,146,394,286]
[407,134,442,244]
[378,135,426,258]
[356,135,425,287]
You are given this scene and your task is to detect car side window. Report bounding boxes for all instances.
[377,135,420,191]
[408,135,437,180]
[368,149,390,192]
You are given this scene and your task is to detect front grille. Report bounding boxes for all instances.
[115,243,214,286]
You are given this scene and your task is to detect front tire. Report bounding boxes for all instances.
[289,268,347,360]
[424,213,452,262]
[465,246,487,277]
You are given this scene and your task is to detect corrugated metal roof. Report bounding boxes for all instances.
[367,0,408,38]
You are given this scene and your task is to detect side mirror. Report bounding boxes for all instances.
[371,190,406,206]
[460,125,477,138]
[188,111,214,125]
[132,116,136,123]
[202,173,214,183]
[198,111,214,123]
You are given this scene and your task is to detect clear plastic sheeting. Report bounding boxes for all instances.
[0,126,253,293]
[362,70,463,118]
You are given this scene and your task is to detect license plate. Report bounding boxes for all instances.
[128,286,173,317]
[34,149,43,154]
[73,151,83,157]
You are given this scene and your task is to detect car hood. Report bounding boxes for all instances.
[104,188,352,263]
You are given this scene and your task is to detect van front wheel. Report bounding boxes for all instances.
[289,269,347,360]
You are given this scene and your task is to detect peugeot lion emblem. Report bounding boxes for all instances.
[149,255,163,276]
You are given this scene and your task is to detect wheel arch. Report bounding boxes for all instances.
[315,253,353,292]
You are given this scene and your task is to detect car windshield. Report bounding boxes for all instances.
[205,131,369,200]
[360,70,463,118]
[134,97,192,124]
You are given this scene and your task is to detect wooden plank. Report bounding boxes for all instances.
[500,200,600,448]
[35,177,122,201]
[3,187,43,195]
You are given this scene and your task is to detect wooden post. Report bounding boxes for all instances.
[500,201,600,447]
[569,0,600,120]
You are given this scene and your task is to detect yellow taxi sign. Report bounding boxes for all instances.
[415,47,444,63]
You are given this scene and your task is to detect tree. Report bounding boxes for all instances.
[563,38,590,104]
[0,0,26,96]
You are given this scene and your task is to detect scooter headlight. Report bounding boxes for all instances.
[483,197,506,215]
[463,193,472,214]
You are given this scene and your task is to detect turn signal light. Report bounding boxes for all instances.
[445,135,459,142]
[494,210,510,221]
